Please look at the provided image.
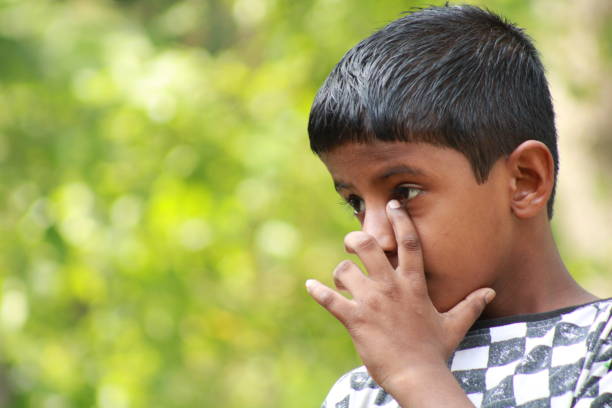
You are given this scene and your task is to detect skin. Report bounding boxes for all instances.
[306,140,597,407]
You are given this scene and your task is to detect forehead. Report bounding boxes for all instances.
[319,141,471,182]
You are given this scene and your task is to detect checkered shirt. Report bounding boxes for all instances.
[321,298,612,408]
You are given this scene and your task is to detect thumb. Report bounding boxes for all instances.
[443,288,495,339]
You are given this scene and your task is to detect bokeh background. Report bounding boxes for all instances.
[0,0,610,406]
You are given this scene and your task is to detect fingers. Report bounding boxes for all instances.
[344,231,393,280]
[333,259,370,296]
[307,261,369,325]
[444,288,496,335]
[306,279,354,325]
[386,200,424,277]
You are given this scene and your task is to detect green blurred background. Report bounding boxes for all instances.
[0,0,610,406]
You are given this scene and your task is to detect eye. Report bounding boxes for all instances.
[345,194,365,215]
[393,184,423,204]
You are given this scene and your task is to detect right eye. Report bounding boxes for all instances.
[346,194,365,215]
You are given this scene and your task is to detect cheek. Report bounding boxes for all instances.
[419,215,501,312]
[417,197,506,282]
[416,182,511,311]
[418,216,471,275]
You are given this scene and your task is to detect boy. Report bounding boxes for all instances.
[305,4,611,408]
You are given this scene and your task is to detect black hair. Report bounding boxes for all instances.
[308,4,558,217]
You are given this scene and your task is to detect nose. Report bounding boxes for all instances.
[361,205,397,253]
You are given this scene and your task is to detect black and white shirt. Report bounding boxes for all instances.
[322,298,612,408]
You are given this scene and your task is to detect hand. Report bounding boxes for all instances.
[306,200,495,393]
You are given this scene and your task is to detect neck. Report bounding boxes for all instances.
[483,216,598,319]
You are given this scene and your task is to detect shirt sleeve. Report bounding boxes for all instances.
[572,370,612,408]
[321,367,399,408]
[321,371,352,408]
[573,315,612,408]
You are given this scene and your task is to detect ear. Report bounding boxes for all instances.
[506,140,555,219]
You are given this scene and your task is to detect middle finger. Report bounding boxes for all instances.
[344,231,394,281]
[386,200,424,277]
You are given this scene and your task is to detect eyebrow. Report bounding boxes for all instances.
[333,164,426,192]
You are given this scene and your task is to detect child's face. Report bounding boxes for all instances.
[320,141,514,312]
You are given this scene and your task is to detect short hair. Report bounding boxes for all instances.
[308,4,558,217]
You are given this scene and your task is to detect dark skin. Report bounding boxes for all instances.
[306,140,597,407]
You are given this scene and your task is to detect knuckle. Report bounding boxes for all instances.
[345,231,376,252]
[464,301,484,320]
[343,231,359,247]
[361,291,384,312]
[333,260,354,286]
[356,236,377,251]
[399,234,420,251]
[333,260,353,278]
[474,297,488,314]
[379,281,399,300]
[401,274,426,296]
[462,294,486,317]
[318,290,335,308]
[351,309,368,326]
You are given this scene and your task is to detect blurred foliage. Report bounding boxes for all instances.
[0,0,609,407]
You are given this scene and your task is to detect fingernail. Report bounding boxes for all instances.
[305,279,316,292]
[484,289,496,304]
[388,200,400,209]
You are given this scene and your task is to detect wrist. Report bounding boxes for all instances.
[380,362,474,408]
[380,359,448,393]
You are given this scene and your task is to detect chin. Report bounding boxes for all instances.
[427,280,461,313]
[432,299,456,314]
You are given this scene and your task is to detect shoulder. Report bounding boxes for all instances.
[452,298,612,406]
[322,366,398,408]
[465,297,612,342]
[462,297,612,364]
[571,298,612,406]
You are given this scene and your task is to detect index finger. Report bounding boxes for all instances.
[386,200,424,277]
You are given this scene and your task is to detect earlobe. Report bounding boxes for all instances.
[507,141,555,219]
